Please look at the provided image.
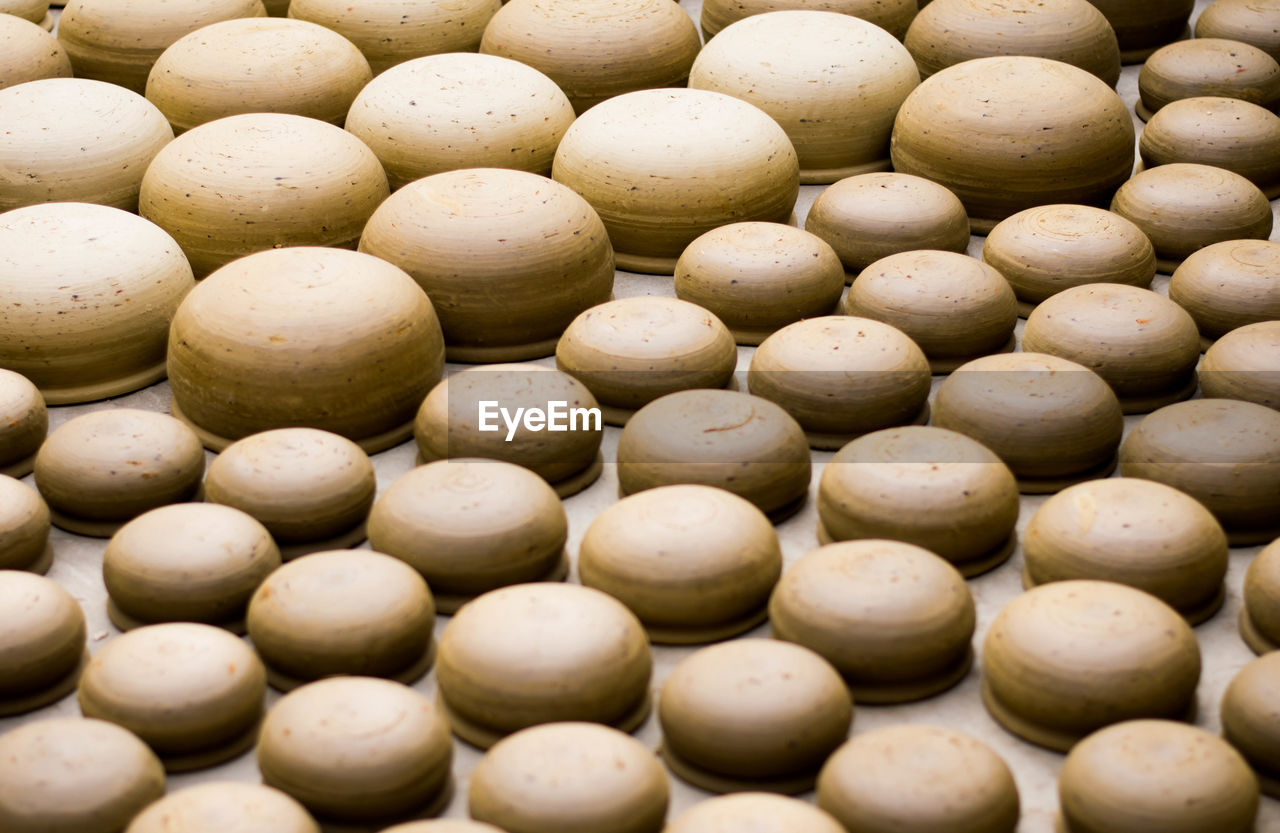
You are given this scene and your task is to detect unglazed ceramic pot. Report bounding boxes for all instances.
[617,389,812,522]
[1086,0,1191,63]
[1169,239,1280,345]
[0,370,45,478]
[700,0,917,39]
[203,428,376,558]
[673,222,846,344]
[747,316,931,448]
[0,0,47,27]
[552,89,799,274]
[818,426,1020,577]
[346,54,574,189]
[360,168,613,362]
[57,0,265,92]
[414,365,604,498]
[78,622,266,772]
[0,79,173,212]
[817,726,1019,833]
[771,541,975,703]
[257,677,454,828]
[1136,38,1280,121]
[480,0,700,115]
[0,14,70,89]
[1222,653,1280,796]
[1139,97,1280,198]
[1058,721,1258,832]
[1197,0,1280,61]
[0,204,194,405]
[906,0,1120,86]
[1120,399,1280,545]
[1201,321,1280,408]
[804,172,970,279]
[146,18,371,134]
[0,718,165,833]
[288,0,499,74]
[659,639,852,794]
[555,297,737,424]
[435,583,652,749]
[890,56,1134,233]
[0,571,85,716]
[368,459,569,614]
[1243,539,1280,654]
[124,784,319,833]
[578,485,782,644]
[981,205,1156,315]
[168,248,444,453]
[246,550,436,691]
[0,477,51,573]
[103,504,280,633]
[932,353,1124,492]
[34,409,205,538]
[468,723,669,833]
[690,11,918,184]
[982,581,1201,752]
[139,114,388,278]
[843,250,1018,372]
[1024,478,1228,624]
[1021,283,1201,412]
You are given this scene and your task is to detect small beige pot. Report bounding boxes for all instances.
[480,0,701,115]
[1169,239,1280,345]
[674,222,845,344]
[288,0,499,74]
[659,639,853,794]
[167,248,444,453]
[981,204,1156,316]
[125,784,319,833]
[0,0,47,27]
[668,794,845,833]
[0,370,45,478]
[844,250,1018,372]
[257,677,454,829]
[890,56,1134,233]
[146,18,371,135]
[139,113,388,278]
[700,0,917,40]
[1201,321,1280,409]
[1243,538,1280,654]
[0,572,85,716]
[1119,398,1280,545]
[360,168,613,362]
[0,476,51,574]
[905,0,1120,86]
[1222,653,1280,797]
[552,88,799,275]
[1136,37,1280,121]
[0,78,174,212]
[345,53,574,189]
[1197,0,1280,62]
[804,172,970,279]
[817,425,1020,577]
[817,726,1020,833]
[690,11,919,184]
[77,622,266,772]
[57,0,267,93]
[1088,0,1192,63]
[1139,97,1280,198]
[0,203,194,405]
[0,13,70,89]
[435,583,652,749]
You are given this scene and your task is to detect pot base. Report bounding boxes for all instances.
[416,450,603,499]
[0,452,37,479]
[659,741,821,796]
[616,214,799,275]
[1116,373,1199,415]
[435,687,651,751]
[847,645,974,705]
[48,508,131,539]
[445,335,563,365]
[1225,523,1280,547]
[278,522,368,562]
[0,648,87,717]
[429,549,570,616]
[171,397,415,455]
[1119,26,1190,64]
[1155,256,1191,274]
[1015,453,1118,495]
[644,603,769,646]
[928,334,1018,375]
[1240,608,1280,656]
[309,778,455,833]
[816,524,1017,579]
[803,402,930,451]
[40,359,169,406]
[9,541,54,575]
[1023,567,1226,627]
[799,158,892,187]
[598,375,740,427]
[730,302,843,345]
[158,718,261,774]
[263,638,436,694]
[107,599,248,636]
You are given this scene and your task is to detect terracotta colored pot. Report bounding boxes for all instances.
[0,78,173,212]
[700,0,917,40]
[690,11,919,184]
[146,18,371,134]
[168,247,443,453]
[1136,38,1280,121]
[0,370,45,478]
[345,53,574,189]
[0,571,85,716]
[1243,538,1280,654]
[360,168,614,362]
[890,56,1134,233]
[0,476,51,574]
[1200,321,1280,409]
[0,13,70,89]
[126,784,319,833]
[1197,0,1280,62]
[57,0,266,93]
[1139,97,1280,198]
[1169,239,1280,344]
[1222,653,1280,797]
[0,203,194,405]
[1086,0,1192,63]
[139,113,388,278]
[288,0,499,74]
[553,88,799,274]
[906,0,1120,86]
[480,0,701,115]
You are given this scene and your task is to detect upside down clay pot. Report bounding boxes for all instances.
[124,783,319,833]
[552,88,799,275]
[1196,0,1280,62]
[0,369,45,477]
[0,0,48,28]
[1139,97,1280,198]
[699,0,917,40]
[1200,321,1280,409]
[1087,0,1191,63]
[0,571,86,716]
[0,476,51,573]
[981,581,1201,752]
[1169,239,1280,345]
[1241,536,1280,654]
[0,14,70,90]
[1222,652,1280,797]
[1136,38,1280,121]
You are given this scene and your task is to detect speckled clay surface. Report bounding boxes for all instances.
[1139,96,1280,198]
[699,0,916,39]
[1221,653,1280,797]
[0,370,46,478]
[1196,0,1280,61]
[0,13,70,89]
[1201,321,1280,408]
[0,0,47,27]
[124,782,320,833]
[0,571,85,716]
[1136,37,1280,120]
[0,477,51,574]
[1169,239,1280,343]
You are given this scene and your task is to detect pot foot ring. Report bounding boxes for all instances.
[171,397,414,455]
[107,598,248,636]
[818,522,1016,579]
[436,689,651,751]
[1239,609,1280,656]
[644,603,770,645]
[431,550,570,616]
[264,639,436,693]
[278,523,369,561]
[1015,454,1119,495]
[158,719,261,773]
[802,402,930,451]
[659,742,820,796]
[0,648,88,717]
[308,778,455,833]
[846,645,974,705]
